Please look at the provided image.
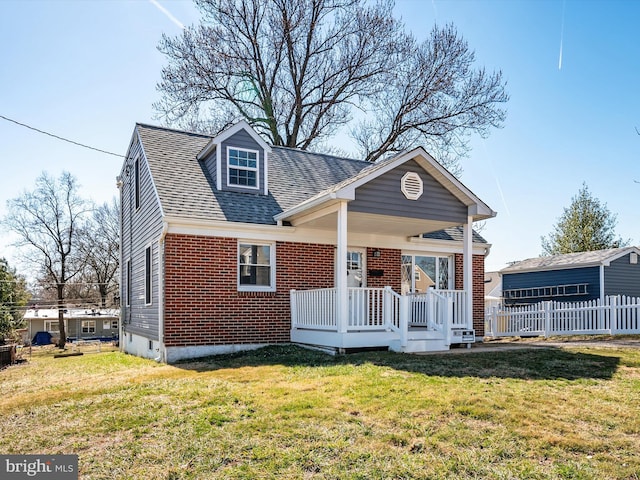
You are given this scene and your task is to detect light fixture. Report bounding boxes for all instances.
[372,249,381,258]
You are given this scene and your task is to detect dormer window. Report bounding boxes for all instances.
[227,147,259,189]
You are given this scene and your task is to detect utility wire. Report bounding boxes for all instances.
[0,114,124,158]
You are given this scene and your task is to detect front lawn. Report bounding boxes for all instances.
[1,344,639,479]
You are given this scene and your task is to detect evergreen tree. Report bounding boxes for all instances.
[0,258,29,341]
[541,183,629,255]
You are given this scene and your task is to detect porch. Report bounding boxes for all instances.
[290,287,474,352]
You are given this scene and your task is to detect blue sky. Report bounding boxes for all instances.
[1,0,638,275]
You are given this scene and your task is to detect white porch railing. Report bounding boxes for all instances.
[290,287,462,346]
[485,296,640,338]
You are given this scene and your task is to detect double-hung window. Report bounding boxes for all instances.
[238,241,275,291]
[227,148,258,188]
[82,320,96,334]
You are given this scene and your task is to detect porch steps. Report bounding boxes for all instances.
[388,330,448,353]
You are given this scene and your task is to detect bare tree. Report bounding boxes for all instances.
[155,0,508,166]
[77,198,120,308]
[2,172,91,348]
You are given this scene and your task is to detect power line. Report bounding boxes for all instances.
[0,114,124,158]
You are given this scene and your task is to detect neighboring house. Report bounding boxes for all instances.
[119,121,496,362]
[500,247,640,306]
[23,308,120,343]
[484,271,502,310]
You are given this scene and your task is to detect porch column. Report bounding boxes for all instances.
[463,216,473,330]
[336,201,349,333]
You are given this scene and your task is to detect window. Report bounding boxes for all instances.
[134,157,140,209]
[238,241,275,291]
[103,320,119,330]
[401,254,452,294]
[145,246,152,305]
[227,148,258,188]
[82,320,96,334]
[126,259,131,307]
[44,320,60,333]
[503,283,588,300]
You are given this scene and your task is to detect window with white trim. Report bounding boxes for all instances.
[145,246,152,305]
[401,254,453,294]
[82,320,96,334]
[238,241,275,291]
[44,320,61,333]
[134,157,140,209]
[126,259,131,307]
[227,147,259,188]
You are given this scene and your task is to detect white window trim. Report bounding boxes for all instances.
[82,320,96,334]
[145,244,153,306]
[125,258,131,307]
[44,319,66,333]
[402,252,454,292]
[134,155,141,210]
[227,146,260,190]
[237,240,276,292]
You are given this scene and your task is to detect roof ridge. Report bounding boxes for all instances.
[136,122,214,139]
[272,145,369,164]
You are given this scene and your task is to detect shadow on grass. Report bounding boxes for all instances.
[176,344,620,380]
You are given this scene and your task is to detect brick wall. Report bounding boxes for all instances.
[365,248,402,290]
[163,233,486,347]
[164,234,335,347]
[454,253,486,335]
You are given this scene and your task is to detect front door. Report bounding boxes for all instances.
[346,249,366,288]
[346,249,367,327]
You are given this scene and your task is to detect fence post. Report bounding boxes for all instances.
[399,295,409,348]
[290,290,297,329]
[383,286,393,331]
[490,306,498,337]
[544,301,552,338]
[445,298,453,346]
[609,295,617,335]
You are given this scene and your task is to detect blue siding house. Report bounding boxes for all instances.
[501,247,640,306]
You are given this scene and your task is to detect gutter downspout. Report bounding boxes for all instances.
[116,175,124,353]
[156,221,169,363]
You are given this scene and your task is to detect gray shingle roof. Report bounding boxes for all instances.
[137,123,369,224]
[136,123,486,243]
[501,247,639,273]
[422,226,487,244]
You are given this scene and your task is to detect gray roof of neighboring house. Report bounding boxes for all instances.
[136,123,486,242]
[422,226,487,244]
[500,247,640,274]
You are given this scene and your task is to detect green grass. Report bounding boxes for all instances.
[2,344,640,479]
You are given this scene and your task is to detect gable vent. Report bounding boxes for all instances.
[401,172,423,200]
[631,253,638,265]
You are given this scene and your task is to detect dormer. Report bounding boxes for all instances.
[197,120,272,195]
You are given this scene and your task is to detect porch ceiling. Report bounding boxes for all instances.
[290,210,463,237]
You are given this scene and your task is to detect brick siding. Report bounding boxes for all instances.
[163,233,486,347]
[454,253,486,336]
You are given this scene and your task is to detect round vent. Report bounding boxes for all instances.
[401,172,423,200]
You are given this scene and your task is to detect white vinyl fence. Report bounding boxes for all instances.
[485,296,640,338]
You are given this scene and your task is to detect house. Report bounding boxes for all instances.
[484,271,502,310]
[500,247,640,306]
[118,121,496,362]
[23,308,120,343]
